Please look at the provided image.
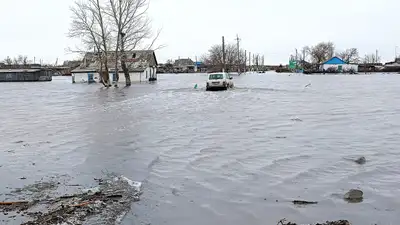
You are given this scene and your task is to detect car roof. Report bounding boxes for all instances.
[208,72,226,75]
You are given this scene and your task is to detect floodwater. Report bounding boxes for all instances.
[1,72,400,225]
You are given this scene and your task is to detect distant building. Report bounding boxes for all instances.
[194,61,207,72]
[0,68,52,82]
[382,58,400,72]
[59,60,82,76]
[174,58,194,72]
[0,63,4,68]
[320,56,358,73]
[358,63,383,73]
[71,50,158,84]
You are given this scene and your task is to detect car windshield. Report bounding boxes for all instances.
[209,74,223,80]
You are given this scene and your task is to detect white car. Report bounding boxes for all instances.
[206,72,234,91]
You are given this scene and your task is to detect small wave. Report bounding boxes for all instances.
[148,156,161,169]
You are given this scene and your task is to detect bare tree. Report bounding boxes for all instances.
[295,46,311,69]
[1,55,29,66]
[363,53,381,64]
[309,42,335,64]
[69,0,112,87]
[90,0,112,86]
[107,0,161,86]
[202,43,246,72]
[336,48,359,63]
[298,46,310,62]
[3,56,12,65]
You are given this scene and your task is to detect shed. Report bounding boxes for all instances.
[320,56,358,73]
[0,68,52,82]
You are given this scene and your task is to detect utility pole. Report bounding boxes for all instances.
[249,52,251,71]
[376,49,378,63]
[222,36,226,72]
[244,50,247,72]
[235,34,241,74]
[262,55,264,66]
[195,55,198,72]
[253,54,255,71]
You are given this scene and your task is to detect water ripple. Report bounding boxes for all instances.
[2,74,400,225]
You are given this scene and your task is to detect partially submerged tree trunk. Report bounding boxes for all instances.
[94,0,111,87]
[114,42,120,87]
[120,35,131,86]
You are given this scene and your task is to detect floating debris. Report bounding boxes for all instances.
[277,218,350,225]
[354,156,366,165]
[292,200,318,205]
[1,175,142,225]
[291,118,303,122]
[344,189,363,203]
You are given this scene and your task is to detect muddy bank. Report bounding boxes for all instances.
[0,174,141,225]
[278,219,350,225]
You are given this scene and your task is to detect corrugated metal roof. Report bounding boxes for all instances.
[323,57,346,65]
[0,69,41,73]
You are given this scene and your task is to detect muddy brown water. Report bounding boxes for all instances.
[1,73,400,225]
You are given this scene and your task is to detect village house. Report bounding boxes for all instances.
[173,58,194,73]
[382,57,400,72]
[0,68,52,82]
[320,56,358,73]
[71,50,158,84]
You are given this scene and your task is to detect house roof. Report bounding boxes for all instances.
[72,50,158,73]
[323,57,346,65]
[174,58,194,66]
[0,69,40,73]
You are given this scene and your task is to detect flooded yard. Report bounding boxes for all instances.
[1,73,400,224]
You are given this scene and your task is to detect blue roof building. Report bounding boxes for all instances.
[322,56,346,65]
[320,56,358,73]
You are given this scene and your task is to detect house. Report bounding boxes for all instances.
[382,57,400,72]
[0,68,52,82]
[71,50,158,84]
[358,63,383,73]
[174,58,194,72]
[194,61,207,72]
[59,60,82,76]
[320,56,358,73]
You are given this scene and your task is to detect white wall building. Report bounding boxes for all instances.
[71,50,158,84]
[320,56,358,73]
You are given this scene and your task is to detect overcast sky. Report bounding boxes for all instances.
[0,0,399,65]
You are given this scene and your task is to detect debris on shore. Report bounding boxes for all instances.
[0,175,142,225]
[277,218,351,225]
